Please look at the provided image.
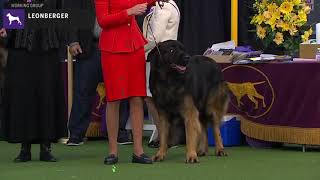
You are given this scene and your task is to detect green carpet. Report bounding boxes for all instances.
[0,141,319,180]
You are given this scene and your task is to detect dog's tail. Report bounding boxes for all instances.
[252,81,266,86]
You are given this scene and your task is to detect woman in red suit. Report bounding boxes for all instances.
[95,0,156,165]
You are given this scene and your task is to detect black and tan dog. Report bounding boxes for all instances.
[148,40,230,163]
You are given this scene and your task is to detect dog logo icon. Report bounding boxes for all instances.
[223,65,275,118]
[6,13,23,25]
[3,9,25,29]
[227,81,266,110]
[96,83,106,109]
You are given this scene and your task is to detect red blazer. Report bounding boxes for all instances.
[95,0,156,53]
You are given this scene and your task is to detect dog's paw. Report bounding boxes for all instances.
[215,148,228,157]
[185,152,199,164]
[152,151,166,162]
[197,150,208,157]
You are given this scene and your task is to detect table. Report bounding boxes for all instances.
[62,61,320,142]
[221,62,320,145]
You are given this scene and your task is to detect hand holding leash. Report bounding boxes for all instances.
[127,3,147,16]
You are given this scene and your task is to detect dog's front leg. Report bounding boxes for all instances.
[153,110,169,162]
[182,96,201,163]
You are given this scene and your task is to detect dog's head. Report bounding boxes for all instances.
[147,40,190,69]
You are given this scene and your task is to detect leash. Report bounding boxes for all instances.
[146,1,186,74]
[146,15,163,63]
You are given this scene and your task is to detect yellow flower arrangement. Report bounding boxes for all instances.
[274,32,284,45]
[257,25,267,39]
[301,28,313,42]
[279,2,294,14]
[251,0,312,55]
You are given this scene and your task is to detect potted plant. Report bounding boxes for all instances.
[251,0,313,56]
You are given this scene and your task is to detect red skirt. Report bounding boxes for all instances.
[101,48,146,102]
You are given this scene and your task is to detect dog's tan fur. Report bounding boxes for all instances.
[182,95,202,163]
[153,109,170,162]
[207,82,230,156]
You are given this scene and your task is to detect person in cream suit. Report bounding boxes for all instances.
[143,0,180,148]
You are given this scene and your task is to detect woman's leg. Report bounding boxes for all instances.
[106,100,120,155]
[129,97,145,156]
[130,97,153,164]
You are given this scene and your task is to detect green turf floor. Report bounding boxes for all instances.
[0,140,319,180]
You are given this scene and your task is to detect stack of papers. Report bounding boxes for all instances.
[233,54,293,64]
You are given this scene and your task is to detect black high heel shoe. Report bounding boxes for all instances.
[14,143,31,163]
[40,143,57,162]
[104,154,118,165]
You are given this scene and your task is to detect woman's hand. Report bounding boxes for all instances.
[69,43,83,57]
[0,28,7,38]
[127,3,147,16]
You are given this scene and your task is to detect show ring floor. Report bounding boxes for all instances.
[0,140,319,180]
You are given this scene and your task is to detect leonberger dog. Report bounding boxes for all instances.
[148,40,230,163]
